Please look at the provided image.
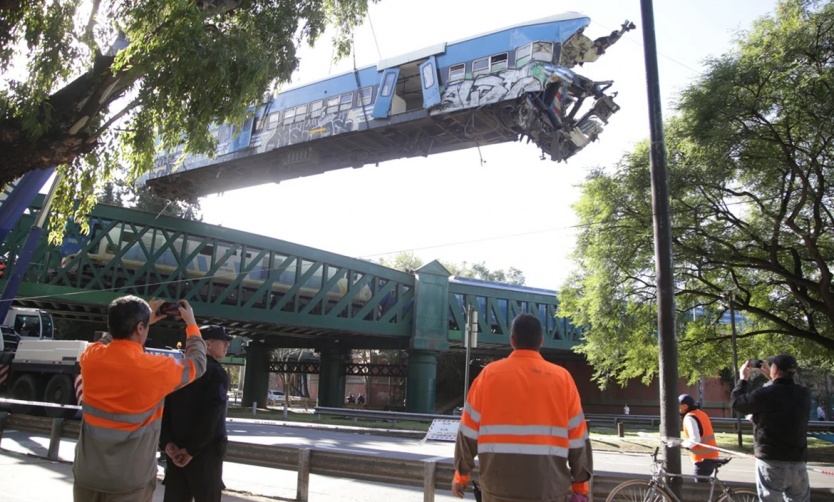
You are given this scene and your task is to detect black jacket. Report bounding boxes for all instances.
[161,356,229,457]
[730,377,810,462]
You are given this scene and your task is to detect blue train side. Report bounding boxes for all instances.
[143,13,634,199]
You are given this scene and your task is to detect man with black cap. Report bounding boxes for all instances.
[161,325,232,502]
[731,354,811,502]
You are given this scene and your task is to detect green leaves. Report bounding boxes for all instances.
[1,0,376,239]
[564,0,834,387]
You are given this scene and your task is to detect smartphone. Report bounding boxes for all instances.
[160,301,182,317]
[747,358,763,368]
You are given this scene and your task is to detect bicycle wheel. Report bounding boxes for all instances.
[606,479,675,502]
[716,488,758,502]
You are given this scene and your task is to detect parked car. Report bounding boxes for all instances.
[267,390,285,405]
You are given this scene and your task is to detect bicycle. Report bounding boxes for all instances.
[606,446,758,502]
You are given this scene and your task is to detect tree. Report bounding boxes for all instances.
[1,0,375,235]
[98,178,201,220]
[560,0,834,387]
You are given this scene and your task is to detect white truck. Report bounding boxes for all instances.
[0,308,83,418]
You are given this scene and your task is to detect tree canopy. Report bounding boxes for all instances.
[379,251,526,285]
[559,0,834,387]
[1,0,374,236]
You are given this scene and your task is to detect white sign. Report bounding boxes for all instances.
[424,419,460,442]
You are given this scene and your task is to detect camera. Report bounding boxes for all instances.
[160,301,182,317]
[747,358,763,368]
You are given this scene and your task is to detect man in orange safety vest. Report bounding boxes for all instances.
[452,313,592,501]
[679,393,720,482]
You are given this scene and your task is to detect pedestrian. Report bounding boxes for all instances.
[816,405,826,421]
[73,296,207,502]
[678,394,719,482]
[346,393,356,404]
[161,325,232,502]
[452,313,592,501]
[731,354,811,502]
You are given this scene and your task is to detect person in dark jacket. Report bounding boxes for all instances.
[161,325,232,502]
[731,354,811,502]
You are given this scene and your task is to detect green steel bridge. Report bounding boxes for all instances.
[1,196,581,412]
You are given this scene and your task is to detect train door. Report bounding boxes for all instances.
[373,68,400,119]
[419,56,441,108]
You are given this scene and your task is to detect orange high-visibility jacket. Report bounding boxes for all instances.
[454,350,592,501]
[72,326,206,494]
[683,408,719,463]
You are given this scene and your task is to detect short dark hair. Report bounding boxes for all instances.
[107,295,150,339]
[511,314,543,350]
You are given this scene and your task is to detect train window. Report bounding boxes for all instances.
[421,63,435,88]
[516,44,532,67]
[283,108,295,125]
[358,87,373,106]
[339,92,353,111]
[326,96,340,113]
[121,231,135,242]
[532,41,553,62]
[310,100,323,118]
[472,57,489,77]
[252,116,262,131]
[380,72,396,97]
[448,63,465,82]
[294,104,307,123]
[490,53,508,72]
[267,112,281,129]
[200,245,214,255]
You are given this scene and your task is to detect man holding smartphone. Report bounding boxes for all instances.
[731,354,811,502]
[73,296,207,502]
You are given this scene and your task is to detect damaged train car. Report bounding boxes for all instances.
[143,12,635,200]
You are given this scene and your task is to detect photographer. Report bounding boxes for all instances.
[731,354,811,502]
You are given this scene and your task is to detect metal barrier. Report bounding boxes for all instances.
[314,406,455,423]
[4,412,820,502]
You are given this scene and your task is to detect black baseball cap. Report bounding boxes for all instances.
[767,354,798,373]
[200,325,232,341]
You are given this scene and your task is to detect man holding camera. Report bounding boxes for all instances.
[73,296,207,502]
[731,354,811,502]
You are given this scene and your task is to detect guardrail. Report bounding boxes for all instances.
[314,406,455,423]
[0,412,776,502]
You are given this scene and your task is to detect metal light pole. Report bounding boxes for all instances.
[728,292,743,448]
[463,305,478,402]
[639,1,681,498]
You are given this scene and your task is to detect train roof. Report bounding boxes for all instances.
[273,11,590,96]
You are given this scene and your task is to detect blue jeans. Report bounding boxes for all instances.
[756,458,810,502]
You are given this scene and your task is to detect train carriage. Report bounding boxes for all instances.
[143,12,633,200]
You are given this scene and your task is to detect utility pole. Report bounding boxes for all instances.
[728,292,743,448]
[639,1,681,498]
[463,304,478,402]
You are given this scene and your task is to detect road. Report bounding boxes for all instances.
[1,418,832,500]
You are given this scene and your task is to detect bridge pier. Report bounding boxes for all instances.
[405,350,438,414]
[243,342,271,408]
[318,345,350,407]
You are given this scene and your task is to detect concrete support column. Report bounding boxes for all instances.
[242,342,270,408]
[405,349,438,414]
[318,346,350,407]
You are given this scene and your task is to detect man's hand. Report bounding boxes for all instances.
[177,300,197,327]
[149,298,166,325]
[451,480,468,498]
[759,359,773,380]
[739,360,752,381]
[173,448,193,467]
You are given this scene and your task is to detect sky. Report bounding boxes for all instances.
[198,0,780,290]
